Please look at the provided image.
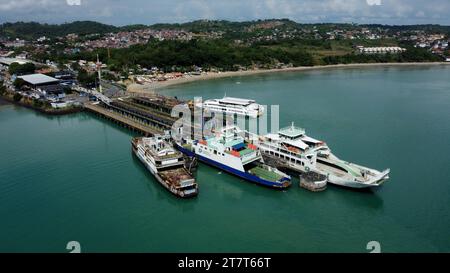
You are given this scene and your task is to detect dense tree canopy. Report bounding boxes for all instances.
[13,78,26,89]
[0,21,118,39]
[99,39,315,72]
[77,69,97,87]
[8,62,36,75]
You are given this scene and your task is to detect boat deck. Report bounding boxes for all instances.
[182,143,192,150]
[159,168,193,187]
[225,148,255,157]
[239,148,255,156]
[151,152,182,160]
[316,163,348,178]
[249,166,283,182]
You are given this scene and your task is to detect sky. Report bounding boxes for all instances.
[0,0,449,26]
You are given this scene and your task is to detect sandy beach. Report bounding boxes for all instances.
[127,62,450,94]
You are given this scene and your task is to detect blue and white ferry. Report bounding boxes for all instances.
[175,126,291,189]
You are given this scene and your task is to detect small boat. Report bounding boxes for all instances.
[132,135,198,198]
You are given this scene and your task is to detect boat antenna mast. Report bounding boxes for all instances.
[96,54,103,93]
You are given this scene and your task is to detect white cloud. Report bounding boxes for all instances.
[174,0,215,22]
[366,0,382,6]
[415,10,425,18]
[0,0,449,25]
[0,0,59,11]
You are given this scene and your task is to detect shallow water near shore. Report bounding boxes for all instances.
[1,65,450,252]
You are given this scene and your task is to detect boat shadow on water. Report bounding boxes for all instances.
[278,167,385,209]
[329,183,381,193]
[326,184,385,210]
[197,161,292,200]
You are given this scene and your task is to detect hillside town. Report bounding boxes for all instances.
[2,21,449,55]
[1,20,450,113]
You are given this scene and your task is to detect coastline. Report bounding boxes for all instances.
[127,62,450,94]
[0,97,10,106]
[0,95,83,115]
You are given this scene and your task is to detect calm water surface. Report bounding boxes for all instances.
[1,65,449,252]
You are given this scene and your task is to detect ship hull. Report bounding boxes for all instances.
[261,152,388,189]
[318,160,390,189]
[326,176,388,189]
[175,144,290,189]
[132,146,198,198]
[176,145,196,157]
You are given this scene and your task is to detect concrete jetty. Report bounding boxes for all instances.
[84,102,163,136]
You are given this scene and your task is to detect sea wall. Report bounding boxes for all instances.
[0,94,83,116]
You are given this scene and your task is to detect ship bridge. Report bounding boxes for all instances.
[279,122,306,139]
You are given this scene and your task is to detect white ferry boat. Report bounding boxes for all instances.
[175,126,291,189]
[132,135,198,198]
[197,97,264,118]
[254,123,390,189]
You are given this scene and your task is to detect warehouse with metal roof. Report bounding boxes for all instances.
[18,73,64,98]
[18,74,60,86]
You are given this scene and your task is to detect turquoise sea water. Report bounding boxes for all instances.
[1,65,449,252]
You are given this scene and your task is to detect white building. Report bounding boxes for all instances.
[417,43,428,48]
[0,57,32,66]
[358,46,406,54]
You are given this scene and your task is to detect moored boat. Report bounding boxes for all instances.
[175,126,291,189]
[254,122,390,189]
[132,135,198,198]
[196,96,264,118]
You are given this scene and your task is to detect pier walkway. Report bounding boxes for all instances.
[84,102,162,136]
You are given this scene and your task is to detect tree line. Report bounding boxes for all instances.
[66,39,315,72]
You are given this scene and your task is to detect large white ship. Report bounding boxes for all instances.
[132,135,198,198]
[175,126,291,188]
[253,123,390,189]
[197,97,264,118]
